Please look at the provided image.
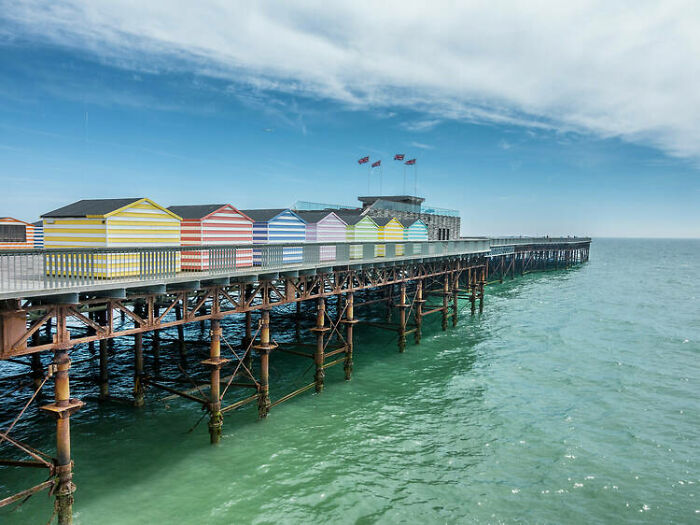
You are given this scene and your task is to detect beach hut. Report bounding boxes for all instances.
[42,198,181,277]
[295,210,347,261]
[375,217,405,256]
[32,221,43,248]
[167,204,254,271]
[403,219,429,241]
[240,209,306,265]
[336,212,379,259]
[0,217,35,249]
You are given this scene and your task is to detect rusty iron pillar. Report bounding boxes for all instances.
[452,271,459,327]
[310,297,329,393]
[342,291,356,380]
[203,317,227,444]
[414,279,424,344]
[470,268,477,315]
[254,309,274,418]
[40,337,83,524]
[397,283,408,353]
[442,274,450,331]
[479,267,485,313]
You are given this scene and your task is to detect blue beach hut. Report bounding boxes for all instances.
[241,208,307,265]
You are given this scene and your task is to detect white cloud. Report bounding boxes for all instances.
[410,141,434,150]
[4,1,700,160]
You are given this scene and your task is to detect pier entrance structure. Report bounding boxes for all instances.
[0,237,590,523]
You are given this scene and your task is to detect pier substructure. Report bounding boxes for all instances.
[0,242,594,518]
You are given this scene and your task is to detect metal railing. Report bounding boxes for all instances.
[489,236,592,246]
[0,239,490,298]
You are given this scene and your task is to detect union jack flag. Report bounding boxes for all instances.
[371,160,381,168]
[405,158,416,165]
[394,154,405,161]
[358,156,369,164]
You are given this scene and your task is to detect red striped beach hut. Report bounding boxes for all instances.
[168,204,254,270]
[0,217,35,249]
[295,210,347,261]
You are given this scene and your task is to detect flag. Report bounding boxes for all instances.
[358,156,369,164]
[371,160,381,168]
[394,154,405,161]
[405,158,416,165]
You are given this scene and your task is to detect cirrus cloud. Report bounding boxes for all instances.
[3,0,700,161]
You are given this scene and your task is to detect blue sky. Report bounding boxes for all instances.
[1,2,699,237]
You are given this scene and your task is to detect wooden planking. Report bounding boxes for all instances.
[0,218,34,249]
[180,205,254,270]
[404,220,429,241]
[377,217,405,256]
[305,212,346,261]
[346,215,378,259]
[253,209,306,265]
[43,198,181,277]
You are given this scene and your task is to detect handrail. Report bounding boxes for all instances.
[0,239,491,298]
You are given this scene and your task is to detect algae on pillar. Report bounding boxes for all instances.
[414,280,424,344]
[442,274,450,331]
[204,318,227,444]
[255,309,273,418]
[312,297,327,392]
[398,283,407,353]
[343,291,355,380]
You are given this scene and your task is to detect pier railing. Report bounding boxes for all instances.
[0,239,490,298]
[490,236,591,246]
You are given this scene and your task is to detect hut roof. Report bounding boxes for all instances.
[403,218,425,227]
[294,210,343,224]
[373,217,393,227]
[32,220,42,227]
[0,217,32,226]
[42,198,143,218]
[335,212,372,226]
[240,209,304,223]
[42,198,180,220]
[167,204,228,220]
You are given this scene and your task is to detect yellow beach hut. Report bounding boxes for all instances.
[375,217,405,256]
[41,198,182,278]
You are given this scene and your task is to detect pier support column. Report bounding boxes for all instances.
[452,272,459,327]
[41,342,83,524]
[442,274,450,331]
[343,292,355,380]
[398,283,407,353]
[415,279,424,344]
[312,297,327,393]
[133,333,144,407]
[204,318,226,444]
[479,267,485,313]
[256,310,272,419]
[470,268,477,315]
[152,304,160,375]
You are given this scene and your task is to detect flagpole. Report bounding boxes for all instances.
[403,165,406,194]
[414,164,418,195]
[367,164,370,194]
[379,165,383,195]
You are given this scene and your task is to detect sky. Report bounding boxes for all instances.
[1,1,699,238]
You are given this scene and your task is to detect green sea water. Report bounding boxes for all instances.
[1,238,698,524]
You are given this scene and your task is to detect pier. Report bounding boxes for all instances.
[0,236,590,523]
